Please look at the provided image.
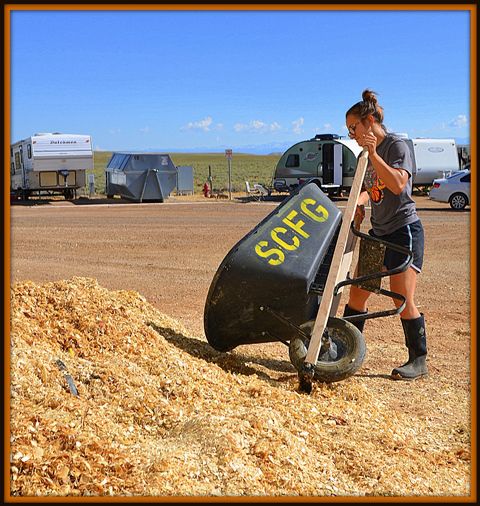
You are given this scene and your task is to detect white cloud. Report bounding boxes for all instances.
[292,117,304,134]
[233,123,246,132]
[448,114,468,128]
[313,124,335,135]
[234,120,281,133]
[182,116,213,131]
[139,126,150,134]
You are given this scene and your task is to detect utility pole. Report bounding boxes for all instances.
[225,149,233,200]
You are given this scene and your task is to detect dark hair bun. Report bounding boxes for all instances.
[346,88,385,125]
[362,89,378,105]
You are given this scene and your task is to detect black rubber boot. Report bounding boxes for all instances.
[391,314,428,380]
[342,304,367,333]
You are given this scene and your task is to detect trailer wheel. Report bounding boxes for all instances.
[288,317,366,383]
[64,188,75,200]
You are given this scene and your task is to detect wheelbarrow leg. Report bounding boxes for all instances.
[299,363,315,394]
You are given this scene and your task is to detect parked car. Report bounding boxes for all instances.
[428,167,470,210]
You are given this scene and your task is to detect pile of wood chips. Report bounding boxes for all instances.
[9,277,470,497]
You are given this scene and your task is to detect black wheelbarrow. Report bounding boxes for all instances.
[204,150,413,392]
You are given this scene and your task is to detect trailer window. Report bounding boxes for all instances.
[27,144,32,159]
[14,152,21,171]
[285,154,300,168]
[342,146,357,175]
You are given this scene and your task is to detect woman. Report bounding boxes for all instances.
[343,89,427,380]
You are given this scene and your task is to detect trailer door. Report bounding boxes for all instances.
[333,143,343,185]
[322,144,334,184]
[321,143,343,185]
[19,145,27,188]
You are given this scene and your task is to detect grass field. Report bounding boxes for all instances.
[90,151,282,195]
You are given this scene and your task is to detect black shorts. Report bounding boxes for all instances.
[369,220,424,273]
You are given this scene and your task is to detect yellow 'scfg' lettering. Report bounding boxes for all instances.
[282,210,310,238]
[300,198,329,222]
[254,196,330,266]
[271,227,300,251]
[254,241,285,266]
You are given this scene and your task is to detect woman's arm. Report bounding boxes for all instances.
[360,132,409,195]
[369,152,409,194]
[354,190,370,228]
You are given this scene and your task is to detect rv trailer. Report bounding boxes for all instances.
[273,134,362,196]
[405,138,460,188]
[273,134,460,195]
[10,132,93,200]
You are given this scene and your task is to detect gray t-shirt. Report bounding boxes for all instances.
[362,133,418,236]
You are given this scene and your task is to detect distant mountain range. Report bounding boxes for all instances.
[164,141,296,155]
[95,142,293,156]
[96,136,470,156]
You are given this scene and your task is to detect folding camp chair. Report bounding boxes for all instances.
[245,181,263,201]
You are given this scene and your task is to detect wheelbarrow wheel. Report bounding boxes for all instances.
[288,317,366,383]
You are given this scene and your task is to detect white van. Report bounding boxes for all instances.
[10,132,93,200]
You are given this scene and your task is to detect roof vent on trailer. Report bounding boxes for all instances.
[312,134,340,141]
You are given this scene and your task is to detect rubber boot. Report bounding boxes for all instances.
[391,314,428,380]
[342,304,367,333]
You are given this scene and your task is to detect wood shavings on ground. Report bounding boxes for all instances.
[9,277,471,497]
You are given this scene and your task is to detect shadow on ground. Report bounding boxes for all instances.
[148,322,296,384]
[10,196,156,206]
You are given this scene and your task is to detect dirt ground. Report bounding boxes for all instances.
[8,191,473,496]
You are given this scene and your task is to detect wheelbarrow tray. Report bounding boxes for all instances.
[204,179,342,352]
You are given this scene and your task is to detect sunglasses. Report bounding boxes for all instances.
[347,120,362,137]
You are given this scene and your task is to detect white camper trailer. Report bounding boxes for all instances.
[10,132,93,200]
[273,134,460,195]
[405,138,460,187]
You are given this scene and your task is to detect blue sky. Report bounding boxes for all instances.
[9,7,472,153]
